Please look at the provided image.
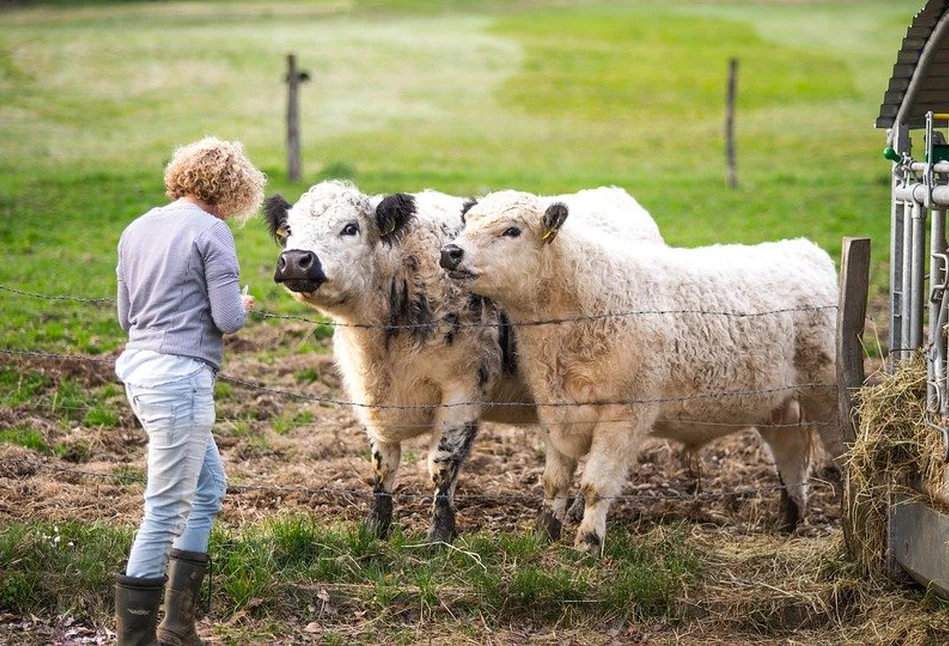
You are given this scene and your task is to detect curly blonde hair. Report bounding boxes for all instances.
[164,136,266,223]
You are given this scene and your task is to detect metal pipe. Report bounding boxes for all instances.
[894,183,949,206]
[903,200,915,357]
[938,296,949,417]
[929,209,946,412]
[911,161,949,174]
[911,201,927,350]
[891,126,911,366]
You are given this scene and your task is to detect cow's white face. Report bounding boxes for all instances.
[265,181,415,315]
[440,190,568,306]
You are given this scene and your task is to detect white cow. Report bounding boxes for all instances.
[263,180,662,543]
[441,190,843,551]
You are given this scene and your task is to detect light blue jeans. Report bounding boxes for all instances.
[124,368,226,579]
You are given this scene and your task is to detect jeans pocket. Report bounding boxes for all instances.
[191,370,216,429]
[131,394,178,434]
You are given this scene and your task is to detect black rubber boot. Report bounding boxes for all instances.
[156,549,209,646]
[115,574,165,646]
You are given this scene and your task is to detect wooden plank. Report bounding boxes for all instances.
[891,62,949,78]
[891,64,917,78]
[899,50,922,65]
[839,238,870,555]
[930,48,949,65]
[888,493,949,597]
[884,88,949,104]
[888,76,949,92]
[879,104,899,119]
[837,238,870,447]
[907,25,935,39]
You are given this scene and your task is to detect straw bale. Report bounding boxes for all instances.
[845,353,948,576]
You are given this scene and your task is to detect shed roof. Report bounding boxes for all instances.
[877,0,949,129]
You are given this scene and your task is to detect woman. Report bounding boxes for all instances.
[114,137,264,646]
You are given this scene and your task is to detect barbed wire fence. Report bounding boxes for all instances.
[0,282,843,509]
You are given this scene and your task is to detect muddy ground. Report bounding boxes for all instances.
[0,322,871,645]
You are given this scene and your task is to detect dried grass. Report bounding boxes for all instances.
[845,352,948,577]
[688,531,949,645]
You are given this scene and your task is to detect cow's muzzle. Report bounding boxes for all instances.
[274,249,327,293]
[440,244,464,271]
[440,244,476,280]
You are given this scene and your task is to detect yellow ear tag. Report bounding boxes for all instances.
[541,230,553,242]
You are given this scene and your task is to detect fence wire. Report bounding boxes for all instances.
[5,457,819,506]
[0,283,838,331]
[0,281,841,516]
[1,282,838,425]
[2,347,836,413]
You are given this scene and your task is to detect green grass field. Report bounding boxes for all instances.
[1,1,940,643]
[0,0,911,352]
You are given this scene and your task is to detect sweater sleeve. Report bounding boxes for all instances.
[116,244,131,332]
[200,221,247,335]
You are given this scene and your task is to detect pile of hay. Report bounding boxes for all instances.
[845,352,948,576]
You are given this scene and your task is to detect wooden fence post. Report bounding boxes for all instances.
[286,54,310,183]
[725,58,738,189]
[837,236,870,554]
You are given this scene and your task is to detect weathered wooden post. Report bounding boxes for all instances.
[837,237,870,554]
[285,54,310,183]
[725,58,738,189]
[837,237,871,446]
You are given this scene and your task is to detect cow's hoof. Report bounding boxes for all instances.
[566,495,585,524]
[535,509,563,542]
[426,523,458,545]
[366,493,393,539]
[427,504,458,545]
[777,488,802,534]
[823,462,843,499]
[573,531,602,556]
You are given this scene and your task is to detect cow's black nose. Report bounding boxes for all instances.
[276,249,316,278]
[440,244,464,270]
[274,250,326,291]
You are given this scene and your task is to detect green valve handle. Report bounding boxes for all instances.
[883,146,901,162]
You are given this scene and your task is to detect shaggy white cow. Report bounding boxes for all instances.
[440,190,843,552]
[263,180,662,543]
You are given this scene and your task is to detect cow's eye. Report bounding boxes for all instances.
[341,222,359,236]
[502,226,521,238]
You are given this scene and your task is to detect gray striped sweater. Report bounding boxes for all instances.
[116,200,246,370]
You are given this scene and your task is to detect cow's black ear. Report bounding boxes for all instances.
[460,198,477,225]
[264,194,292,245]
[541,202,569,246]
[376,193,416,243]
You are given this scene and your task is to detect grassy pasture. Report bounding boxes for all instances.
[2,0,946,643]
[0,0,909,351]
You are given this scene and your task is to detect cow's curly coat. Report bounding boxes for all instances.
[443,190,843,552]
[263,180,662,543]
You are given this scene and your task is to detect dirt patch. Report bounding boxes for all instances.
[0,322,876,645]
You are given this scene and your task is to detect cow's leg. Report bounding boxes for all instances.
[800,388,845,496]
[566,488,585,525]
[536,432,578,542]
[757,399,812,533]
[426,390,480,544]
[366,435,401,539]
[683,447,702,495]
[575,407,649,554]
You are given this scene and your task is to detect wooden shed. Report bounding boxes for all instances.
[877,0,949,596]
